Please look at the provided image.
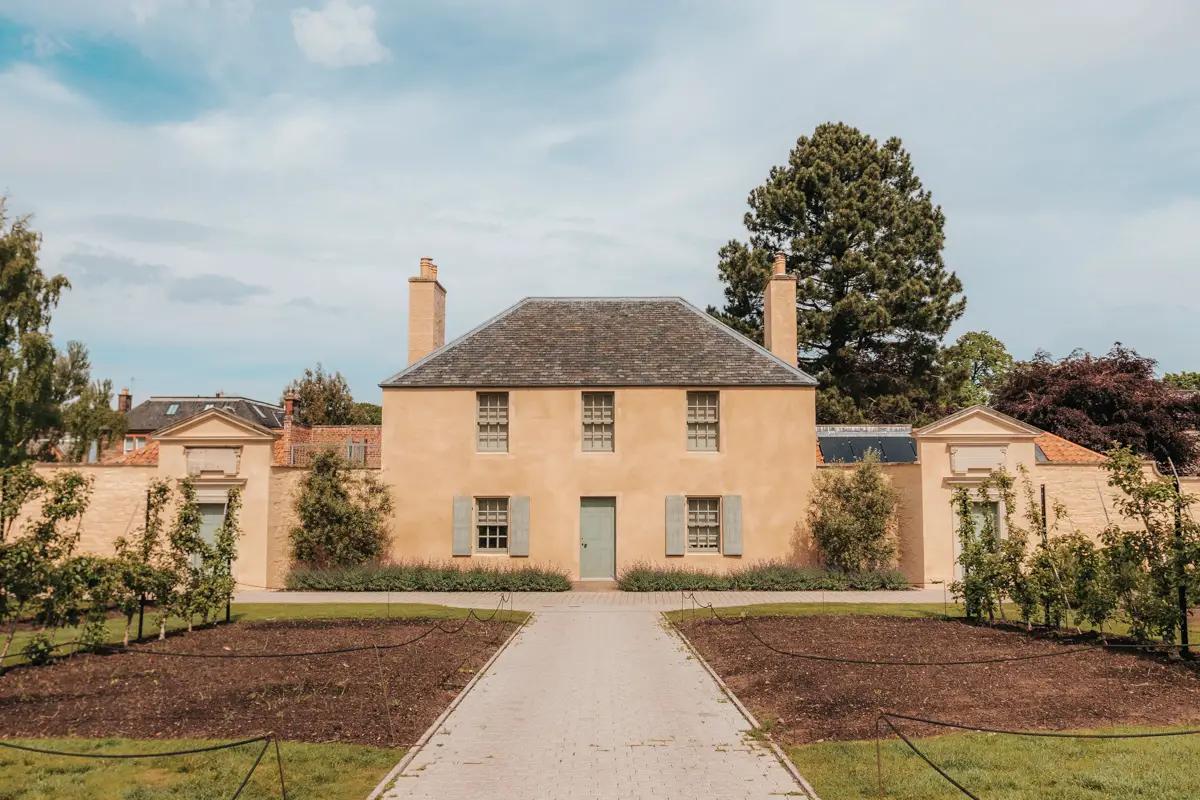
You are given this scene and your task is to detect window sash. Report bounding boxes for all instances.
[686,392,719,451]
[687,497,721,552]
[476,393,509,452]
[476,497,509,552]
[582,392,614,451]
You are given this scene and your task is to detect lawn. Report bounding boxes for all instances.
[0,737,400,800]
[665,600,1200,641]
[793,724,1200,800]
[2,601,526,668]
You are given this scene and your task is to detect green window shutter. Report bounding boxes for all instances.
[722,495,743,556]
[665,495,686,556]
[452,496,472,556]
[510,495,530,557]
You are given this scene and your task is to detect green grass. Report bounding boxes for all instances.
[665,600,1200,640]
[3,602,526,668]
[791,725,1200,799]
[0,737,400,800]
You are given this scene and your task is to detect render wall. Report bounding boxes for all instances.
[16,464,159,557]
[380,385,817,579]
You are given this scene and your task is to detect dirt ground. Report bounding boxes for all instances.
[0,616,514,747]
[678,615,1200,745]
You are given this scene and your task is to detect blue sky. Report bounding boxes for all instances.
[1,1,1198,405]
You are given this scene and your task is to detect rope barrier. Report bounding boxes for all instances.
[0,734,287,800]
[677,593,1187,666]
[876,715,979,799]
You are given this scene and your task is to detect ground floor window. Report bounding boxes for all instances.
[687,497,721,552]
[476,497,509,552]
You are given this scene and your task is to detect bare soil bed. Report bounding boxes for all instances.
[678,615,1200,745]
[0,616,513,747]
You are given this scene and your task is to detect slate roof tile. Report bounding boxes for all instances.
[382,298,818,388]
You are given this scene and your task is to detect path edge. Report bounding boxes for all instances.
[664,612,823,800]
[365,612,530,800]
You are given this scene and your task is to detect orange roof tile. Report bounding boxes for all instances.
[1035,432,1106,464]
[106,440,160,465]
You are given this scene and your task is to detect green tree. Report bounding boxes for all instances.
[61,378,127,462]
[112,479,171,646]
[290,449,393,568]
[283,363,356,426]
[951,468,1029,621]
[807,450,900,572]
[352,401,383,425]
[1164,371,1200,390]
[0,200,77,466]
[944,331,1014,407]
[709,122,966,424]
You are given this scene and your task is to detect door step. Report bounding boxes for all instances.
[571,580,619,592]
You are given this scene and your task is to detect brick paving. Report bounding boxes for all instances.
[379,610,803,799]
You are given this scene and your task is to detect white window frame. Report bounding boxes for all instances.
[686,496,722,553]
[686,391,719,452]
[476,392,509,452]
[475,497,510,553]
[582,392,615,452]
[124,435,147,453]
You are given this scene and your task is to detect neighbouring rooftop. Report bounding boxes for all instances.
[125,396,286,432]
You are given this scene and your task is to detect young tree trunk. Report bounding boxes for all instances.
[158,616,166,641]
[123,615,132,647]
[0,625,17,663]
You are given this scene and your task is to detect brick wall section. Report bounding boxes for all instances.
[274,425,381,467]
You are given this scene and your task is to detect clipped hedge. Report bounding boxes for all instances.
[616,559,909,592]
[285,561,572,592]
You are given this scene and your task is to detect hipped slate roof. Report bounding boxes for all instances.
[125,397,286,433]
[381,298,818,388]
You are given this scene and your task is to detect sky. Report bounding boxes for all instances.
[1,0,1198,405]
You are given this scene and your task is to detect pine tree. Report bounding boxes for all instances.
[710,123,966,423]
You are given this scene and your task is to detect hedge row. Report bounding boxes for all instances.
[615,560,909,592]
[285,561,572,592]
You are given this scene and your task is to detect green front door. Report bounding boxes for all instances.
[579,498,616,579]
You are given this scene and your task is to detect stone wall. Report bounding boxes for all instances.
[14,465,158,557]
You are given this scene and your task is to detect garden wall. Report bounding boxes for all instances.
[266,466,387,588]
[15,464,157,557]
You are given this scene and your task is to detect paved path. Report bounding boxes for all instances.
[235,587,947,611]
[380,611,801,800]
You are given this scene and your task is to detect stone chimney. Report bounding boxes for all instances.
[408,257,447,365]
[763,252,798,366]
[118,388,132,413]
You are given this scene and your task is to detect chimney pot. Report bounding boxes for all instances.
[773,252,787,276]
[419,257,435,279]
[284,390,298,420]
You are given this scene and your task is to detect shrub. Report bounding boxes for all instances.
[808,451,901,573]
[289,450,394,568]
[615,559,908,592]
[285,561,572,592]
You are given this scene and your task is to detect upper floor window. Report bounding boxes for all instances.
[124,435,147,453]
[166,403,180,416]
[477,392,509,452]
[582,392,614,452]
[686,391,719,451]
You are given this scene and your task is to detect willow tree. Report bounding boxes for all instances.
[710,123,966,423]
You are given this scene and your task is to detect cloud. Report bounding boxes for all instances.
[23,33,71,58]
[59,247,168,287]
[166,274,269,305]
[0,0,1198,403]
[291,0,390,68]
[73,214,241,245]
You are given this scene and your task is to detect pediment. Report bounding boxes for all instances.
[153,408,277,442]
[915,405,1043,440]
